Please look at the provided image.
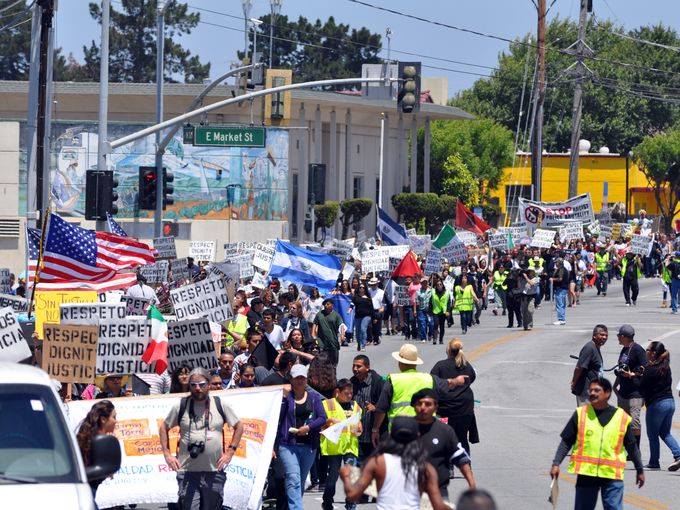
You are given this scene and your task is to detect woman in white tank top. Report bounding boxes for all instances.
[339,416,450,510]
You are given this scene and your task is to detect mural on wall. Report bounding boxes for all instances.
[19,123,289,221]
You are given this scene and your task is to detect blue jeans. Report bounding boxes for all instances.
[554,288,567,322]
[417,310,434,340]
[596,271,608,294]
[574,479,623,510]
[354,316,371,349]
[645,397,680,466]
[278,444,317,510]
[670,279,680,312]
[459,310,473,333]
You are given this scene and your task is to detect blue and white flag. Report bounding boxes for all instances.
[377,206,408,246]
[269,240,341,293]
[324,293,355,332]
[106,212,128,237]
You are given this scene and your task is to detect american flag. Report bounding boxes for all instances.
[107,212,128,237]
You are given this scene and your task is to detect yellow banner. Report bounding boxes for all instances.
[34,290,98,338]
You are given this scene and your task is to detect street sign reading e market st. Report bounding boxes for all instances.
[190,126,266,148]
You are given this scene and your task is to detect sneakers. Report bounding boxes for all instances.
[669,458,680,471]
[632,301,637,306]
[645,463,661,470]
[626,303,631,307]
[552,321,566,326]
[661,300,668,308]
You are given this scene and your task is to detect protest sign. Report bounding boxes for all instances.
[321,410,361,444]
[630,234,652,256]
[388,257,401,274]
[441,238,468,264]
[408,234,431,256]
[383,244,410,259]
[189,241,216,262]
[585,220,600,236]
[121,296,151,316]
[356,230,366,243]
[0,268,11,293]
[170,258,191,283]
[395,285,410,306]
[559,221,584,243]
[251,272,268,289]
[598,225,613,240]
[360,248,389,274]
[498,226,526,241]
[488,232,510,250]
[252,243,275,272]
[530,229,557,249]
[170,275,233,323]
[0,293,28,313]
[518,193,594,228]
[61,303,127,325]
[42,324,99,383]
[139,260,169,284]
[206,261,240,283]
[467,247,487,258]
[166,318,218,373]
[97,319,152,375]
[34,290,98,338]
[405,228,417,236]
[227,253,255,279]
[153,237,177,259]
[341,262,355,281]
[328,239,353,260]
[424,249,442,275]
[98,291,123,304]
[237,241,258,253]
[0,307,31,362]
[455,230,479,247]
[66,386,282,509]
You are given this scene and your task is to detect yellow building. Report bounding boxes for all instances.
[492,152,662,222]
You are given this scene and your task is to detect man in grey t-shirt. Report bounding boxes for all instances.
[571,325,608,405]
[159,368,244,509]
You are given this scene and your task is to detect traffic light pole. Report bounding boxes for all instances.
[154,4,166,238]
[96,0,110,232]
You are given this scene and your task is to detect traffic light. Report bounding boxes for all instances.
[397,61,421,113]
[308,164,326,205]
[138,167,174,210]
[85,170,118,220]
[265,69,292,125]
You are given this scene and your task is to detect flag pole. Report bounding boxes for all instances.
[28,208,50,319]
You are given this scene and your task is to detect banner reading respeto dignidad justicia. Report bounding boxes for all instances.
[517,193,594,228]
[66,386,283,509]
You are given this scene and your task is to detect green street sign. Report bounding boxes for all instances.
[193,126,266,148]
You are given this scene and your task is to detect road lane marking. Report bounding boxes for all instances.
[479,405,573,412]
[561,473,669,509]
[467,329,533,362]
[495,360,573,365]
[651,328,680,341]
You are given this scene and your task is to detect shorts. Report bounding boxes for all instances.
[617,396,643,432]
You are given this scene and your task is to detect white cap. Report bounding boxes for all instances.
[290,364,308,379]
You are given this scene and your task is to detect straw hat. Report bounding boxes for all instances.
[391,343,423,365]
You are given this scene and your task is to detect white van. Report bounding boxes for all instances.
[0,362,120,509]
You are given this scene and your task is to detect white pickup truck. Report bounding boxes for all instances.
[0,362,120,509]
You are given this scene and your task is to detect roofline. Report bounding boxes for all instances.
[515,151,625,158]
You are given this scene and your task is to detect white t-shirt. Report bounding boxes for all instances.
[369,287,384,310]
[265,324,285,350]
[126,283,159,304]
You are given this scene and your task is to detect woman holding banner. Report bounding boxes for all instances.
[76,400,117,503]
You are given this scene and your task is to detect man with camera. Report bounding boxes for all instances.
[613,324,647,449]
[159,367,245,509]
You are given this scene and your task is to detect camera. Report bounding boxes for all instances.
[188,441,205,459]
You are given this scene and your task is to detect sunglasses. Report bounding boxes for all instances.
[189,382,207,389]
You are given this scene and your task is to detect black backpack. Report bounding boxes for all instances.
[177,396,228,424]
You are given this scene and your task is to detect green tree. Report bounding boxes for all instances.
[633,129,680,232]
[314,201,340,241]
[392,193,441,233]
[440,154,481,205]
[452,18,680,154]
[422,119,513,199]
[339,198,373,238]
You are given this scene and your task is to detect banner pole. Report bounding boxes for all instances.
[28,208,50,319]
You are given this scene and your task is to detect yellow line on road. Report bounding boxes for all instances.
[561,473,669,509]
[467,329,534,362]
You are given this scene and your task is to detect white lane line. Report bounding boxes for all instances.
[495,360,573,366]
[651,328,680,341]
[479,405,573,412]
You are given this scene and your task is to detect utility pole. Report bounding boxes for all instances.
[154,1,167,238]
[269,0,282,68]
[566,0,593,198]
[35,0,54,221]
[96,0,110,232]
[530,0,546,202]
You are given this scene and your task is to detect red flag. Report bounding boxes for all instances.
[391,250,422,285]
[455,201,491,236]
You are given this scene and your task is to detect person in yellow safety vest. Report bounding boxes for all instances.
[595,245,611,297]
[550,377,644,510]
[370,343,470,446]
[620,252,642,306]
[492,262,509,316]
[454,275,480,335]
[320,378,363,510]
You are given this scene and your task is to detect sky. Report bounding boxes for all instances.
[53,0,680,98]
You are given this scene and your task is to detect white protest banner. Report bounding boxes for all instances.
[228,253,255,279]
[98,291,123,304]
[0,307,31,362]
[360,248,389,274]
[518,193,594,228]
[559,221,584,243]
[0,268,11,293]
[630,234,652,256]
[166,318,218,373]
[424,249,442,275]
[441,238,468,264]
[65,386,282,510]
[42,324,99,383]
[170,275,233,323]
[252,243,275,272]
[97,319,152,375]
[531,229,557,248]
[320,409,361,444]
[341,262,355,281]
[251,271,268,289]
[61,303,127,325]
[455,230,479,247]
[121,296,152,316]
[488,232,510,250]
[0,293,28,313]
[170,258,191,283]
[140,260,169,284]
[153,237,177,259]
[189,240,216,262]
[383,244,410,259]
[395,285,410,306]
[408,234,431,256]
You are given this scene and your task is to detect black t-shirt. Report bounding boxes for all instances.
[418,419,467,488]
[615,343,646,398]
[429,359,476,417]
[294,400,312,444]
[576,341,603,395]
[640,361,674,406]
[261,371,289,387]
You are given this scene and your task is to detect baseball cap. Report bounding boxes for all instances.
[617,324,635,338]
[290,364,308,379]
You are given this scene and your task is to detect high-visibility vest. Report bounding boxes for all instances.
[320,398,361,456]
[432,291,450,315]
[454,285,474,311]
[224,314,248,348]
[595,252,610,272]
[620,257,642,279]
[387,371,433,420]
[493,270,508,290]
[568,405,631,481]
[528,258,544,270]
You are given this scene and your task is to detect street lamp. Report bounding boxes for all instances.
[269,0,283,68]
[250,17,264,71]
[242,0,253,61]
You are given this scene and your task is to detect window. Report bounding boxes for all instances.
[505,184,532,224]
[353,176,363,199]
[292,173,299,235]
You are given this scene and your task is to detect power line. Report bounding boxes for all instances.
[0,0,25,15]
[0,14,30,32]
[592,15,680,53]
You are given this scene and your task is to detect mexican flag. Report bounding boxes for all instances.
[141,305,168,374]
[433,224,456,249]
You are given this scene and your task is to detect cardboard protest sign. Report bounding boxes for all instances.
[598,225,613,240]
[341,262,355,281]
[441,238,468,264]
[139,260,169,284]
[34,290,98,338]
[166,318,219,373]
[0,268,11,293]
[424,249,442,275]
[189,241,216,262]
[0,307,31,362]
[252,243,275,272]
[360,248,390,274]
[42,324,99,383]
[559,221,584,243]
[121,296,151,316]
[0,293,28,313]
[455,230,479,247]
[498,226,526,241]
[170,275,233,323]
[518,193,594,228]
[97,319,153,375]
[61,303,127,325]
[228,253,255,279]
[488,232,510,250]
[408,235,431,256]
[153,237,177,259]
[328,239,353,260]
[170,258,191,283]
[630,234,652,256]
[530,229,557,249]
[395,285,410,306]
[383,244,411,259]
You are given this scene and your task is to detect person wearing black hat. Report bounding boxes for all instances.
[411,388,476,501]
[339,416,449,510]
[613,324,646,448]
